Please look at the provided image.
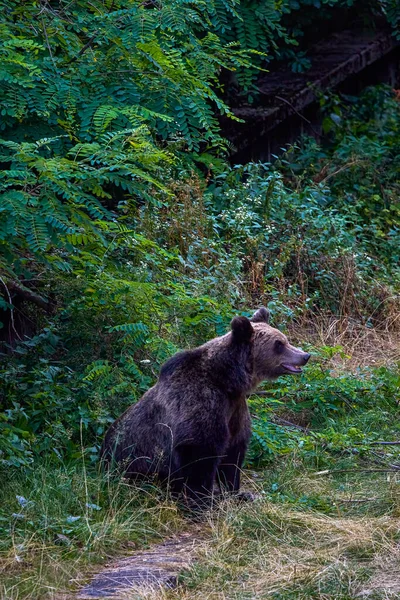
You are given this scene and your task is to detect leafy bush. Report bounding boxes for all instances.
[248,349,400,467]
[2,3,400,596]
[0,0,256,293]
[2,84,400,467]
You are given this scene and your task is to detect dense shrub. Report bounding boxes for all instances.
[2,85,400,467]
[1,0,400,469]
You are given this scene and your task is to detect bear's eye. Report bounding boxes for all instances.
[274,340,285,354]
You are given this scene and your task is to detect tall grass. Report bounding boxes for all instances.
[0,461,184,599]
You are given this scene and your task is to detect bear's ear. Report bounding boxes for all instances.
[250,307,270,324]
[231,316,253,343]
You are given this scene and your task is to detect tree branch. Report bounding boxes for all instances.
[4,280,55,314]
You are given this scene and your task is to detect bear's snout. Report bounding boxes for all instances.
[279,346,310,375]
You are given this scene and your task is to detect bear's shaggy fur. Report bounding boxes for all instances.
[101,308,310,502]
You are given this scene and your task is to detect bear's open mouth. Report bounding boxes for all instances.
[281,364,303,374]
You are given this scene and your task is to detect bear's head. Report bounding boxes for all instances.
[231,307,310,384]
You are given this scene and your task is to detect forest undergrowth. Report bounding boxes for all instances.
[1,85,400,599]
[1,1,400,597]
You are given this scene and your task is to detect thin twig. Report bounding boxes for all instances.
[275,95,320,137]
[66,32,98,64]
[318,160,365,184]
[369,452,400,471]
[315,468,400,476]
[41,18,57,71]
[370,441,400,446]
[0,276,21,341]
[272,417,309,433]
[335,498,381,503]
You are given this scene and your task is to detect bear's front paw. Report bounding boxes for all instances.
[234,491,256,503]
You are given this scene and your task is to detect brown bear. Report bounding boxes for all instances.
[101,308,310,504]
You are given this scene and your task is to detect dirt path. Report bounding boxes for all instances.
[77,528,203,599]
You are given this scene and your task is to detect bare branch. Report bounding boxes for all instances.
[2,280,55,314]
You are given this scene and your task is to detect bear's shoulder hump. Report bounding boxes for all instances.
[159,348,202,380]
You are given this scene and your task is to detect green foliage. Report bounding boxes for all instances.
[1,0,398,290]
[382,0,400,38]
[280,86,400,281]
[0,460,184,597]
[2,84,400,468]
[2,1,400,595]
[209,86,400,321]
[0,0,252,469]
[0,0,255,286]
[0,230,233,465]
[247,346,400,467]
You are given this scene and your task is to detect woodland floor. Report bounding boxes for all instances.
[72,327,400,600]
[2,325,400,600]
[74,467,400,600]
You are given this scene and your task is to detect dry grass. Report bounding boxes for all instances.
[360,546,400,598]
[122,467,400,600]
[289,313,400,370]
[0,464,185,600]
[127,494,400,599]
[4,462,400,599]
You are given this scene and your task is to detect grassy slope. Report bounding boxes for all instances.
[0,463,185,598]
[2,86,400,599]
[3,451,400,599]
[2,340,400,600]
[168,468,400,600]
